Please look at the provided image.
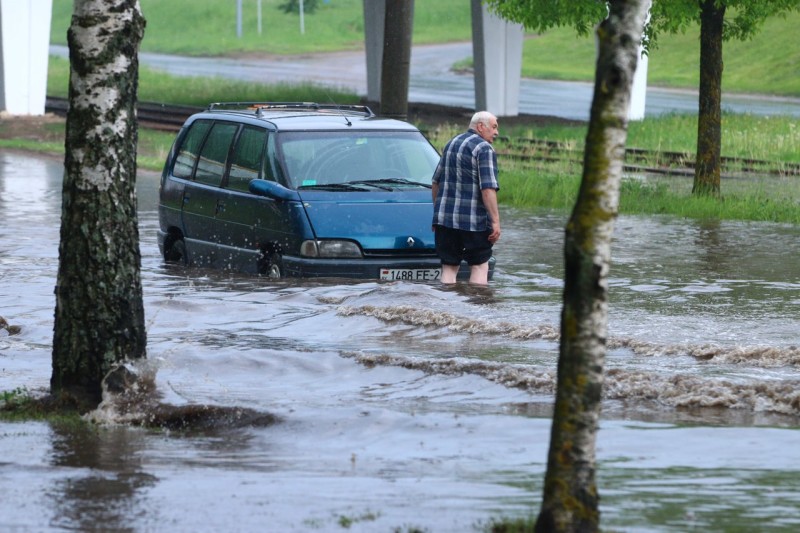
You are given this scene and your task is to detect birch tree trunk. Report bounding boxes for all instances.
[535,1,650,531]
[51,0,147,410]
[692,0,725,197]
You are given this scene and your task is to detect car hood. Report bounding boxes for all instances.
[297,190,435,251]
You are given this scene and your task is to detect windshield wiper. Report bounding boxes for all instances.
[349,178,431,189]
[297,182,370,191]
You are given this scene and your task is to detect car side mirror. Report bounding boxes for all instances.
[248,179,301,202]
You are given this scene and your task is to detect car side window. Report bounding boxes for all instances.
[195,122,239,187]
[172,120,212,179]
[227,126,267,192]
[262,133,283,183]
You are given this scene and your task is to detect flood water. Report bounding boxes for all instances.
[2,149,799,532]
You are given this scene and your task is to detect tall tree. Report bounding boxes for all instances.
[539,2,649,530]
[487,0,649,530]
[52,0,147,411]
[647,0,800,196]
[694,0,725,196]
[380,0,414,119]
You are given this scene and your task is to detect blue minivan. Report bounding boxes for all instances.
[157,102,493,280]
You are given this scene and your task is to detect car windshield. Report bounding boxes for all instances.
[277,130,440,190]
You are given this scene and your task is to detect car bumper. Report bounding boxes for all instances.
[158,231,495,281]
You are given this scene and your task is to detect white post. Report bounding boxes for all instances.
[628,2,652,120]
[299,0,305,35]
[0,0,53,115]
[236,0,242,38]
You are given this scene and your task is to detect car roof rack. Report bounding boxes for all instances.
[205,101,375,117]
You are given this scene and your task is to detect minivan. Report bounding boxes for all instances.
[157,102,494,281]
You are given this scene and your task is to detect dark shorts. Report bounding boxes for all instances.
[434,225,493,266]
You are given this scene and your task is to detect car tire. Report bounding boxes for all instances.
[164,236,187,264]
[260,252,282,280]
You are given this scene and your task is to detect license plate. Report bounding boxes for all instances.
[380,268,441,281]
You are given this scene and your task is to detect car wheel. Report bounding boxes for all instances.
[260,252,282,280]
[164,236,187,264]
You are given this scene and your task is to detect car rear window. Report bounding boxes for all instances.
[172,120,212,179]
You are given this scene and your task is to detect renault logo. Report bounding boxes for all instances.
[406,237,415,247]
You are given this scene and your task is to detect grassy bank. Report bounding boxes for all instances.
[48,0,800,97]
[3,102,797,225]
[46,57,360,109]
[21,6,800,226]
[490,111,800,223]
[519,12,800,96]
[498,171,800,224]
[49,0,473,55]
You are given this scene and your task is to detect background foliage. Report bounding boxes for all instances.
[48,0,800,96]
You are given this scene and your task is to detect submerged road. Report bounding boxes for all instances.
[51,43,800,120]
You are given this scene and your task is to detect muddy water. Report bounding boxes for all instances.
[1,150,799,532]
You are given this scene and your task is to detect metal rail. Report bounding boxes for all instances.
[495,136,800,178]
[46,96,198,132]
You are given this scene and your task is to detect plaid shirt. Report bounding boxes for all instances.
[432,129,499,231]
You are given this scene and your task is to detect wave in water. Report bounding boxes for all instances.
[338,304,800,368]
[338,305,800,417]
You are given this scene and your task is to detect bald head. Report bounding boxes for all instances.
[469,111,499,144]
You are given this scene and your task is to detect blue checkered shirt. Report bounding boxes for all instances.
[432,129,499,231]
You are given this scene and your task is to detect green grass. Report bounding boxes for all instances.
[48,0,800,96]
[497,168,800,224]
[50,0,472,56]
[37,4,800,224]
[423,113,800,224]
[0,388,87,427]
[47,56,360,108]
[33,54,800,224]
[520,12,800,96]
[493,112,800,163]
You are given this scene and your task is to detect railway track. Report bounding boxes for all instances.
[495,136,800,178]
[46,96,799,178]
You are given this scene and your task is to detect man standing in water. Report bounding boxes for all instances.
[431,111,501,285]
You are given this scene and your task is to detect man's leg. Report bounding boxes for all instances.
[468,261,489,285]
[441,263,460,284]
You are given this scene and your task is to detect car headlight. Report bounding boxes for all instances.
[300,240,363,258]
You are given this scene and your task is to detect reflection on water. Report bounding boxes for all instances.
[48,424,156,532]
[2,150,800,531]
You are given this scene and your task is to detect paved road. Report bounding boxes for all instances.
[51,43,800,120]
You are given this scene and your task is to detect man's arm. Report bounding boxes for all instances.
[431,182,440,232]
[481,187,501,243]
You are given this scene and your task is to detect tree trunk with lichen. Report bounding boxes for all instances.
[51,0,147,411]
[534,2,649,532]
[692,0,724,197]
